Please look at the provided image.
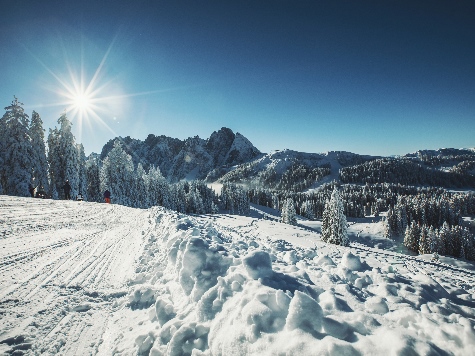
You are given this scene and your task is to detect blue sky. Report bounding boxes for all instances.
[1,0,474,156]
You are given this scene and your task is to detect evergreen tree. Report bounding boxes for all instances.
[47,113,79,199]
[0,97,33,196]
[396,201,408,236]
[146,165,169,208]
[100,140,134,206]
[301,200,315,220]
[382,216,392,239]
[438,222,450,255]
[418,225,431,255]
[47,127,60,198]
[134,163,148,208]
[220,182,250,215]
[29,110,49,193]
[428,226,438,254]
[321,187,349,246]
[170,182,186,213]
[86,157,101,202]
[281,198,297,225]
[77,144,87,201]
[404,221,420,253]
[58,113,79,198]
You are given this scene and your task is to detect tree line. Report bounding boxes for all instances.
[0,97,249,215]
[339,158,475,188]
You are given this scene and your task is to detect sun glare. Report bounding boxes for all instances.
[28,35,168,146]
[73,92,91,111]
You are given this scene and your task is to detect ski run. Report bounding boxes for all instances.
[1,195,475,355]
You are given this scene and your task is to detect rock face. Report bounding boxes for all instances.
[100,128,261,182]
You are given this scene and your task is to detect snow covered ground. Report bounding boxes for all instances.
[1,196,475,355]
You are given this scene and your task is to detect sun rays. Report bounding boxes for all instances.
[22,33,203,152]
[23,36,129,145]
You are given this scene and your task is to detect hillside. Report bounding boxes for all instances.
[215,147,475,191]
[1,196,474,355]
[213,150,378,191]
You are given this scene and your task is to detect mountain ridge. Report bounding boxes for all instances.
[99,127,475,188]
[100,127,261,182]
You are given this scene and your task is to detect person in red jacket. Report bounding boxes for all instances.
[103,189,111,203]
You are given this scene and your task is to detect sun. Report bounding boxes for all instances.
[73,92,91,111]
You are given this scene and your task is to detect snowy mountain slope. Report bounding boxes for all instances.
[1,196,475,355]
[404,148,475,159]
[215,149,377,191]
[100,128,261,182]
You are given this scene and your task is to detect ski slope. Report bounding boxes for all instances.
[1,196,474,355]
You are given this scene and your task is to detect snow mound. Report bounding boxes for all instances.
[122,207,475,355]
[242,250,273,279]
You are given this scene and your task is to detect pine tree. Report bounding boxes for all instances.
[382,216,392,239]
[220,182,250,215]
[0,97,33,196]
[29,111,49,193]
[134,163,148,208]
[47,127,60,198]
[47,113,79,199]
[321,187,349,246]
[77,144,87,201]
[301,200,315,220]
[171,182,186,213]
[147,165,169,208]
[438,222,450,255]
[281,198,297,225]
[404,221,420,253]
[396,202,408,236]
[100,140,134,206]
[58,113,79,198]
[86,157,101,202]
[418,225,431,255]
[428,226,438,254]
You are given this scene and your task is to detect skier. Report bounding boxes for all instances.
[28,183,36,197]
[76,192,84,201]
[63,180,71,200]
[104,189,111,204]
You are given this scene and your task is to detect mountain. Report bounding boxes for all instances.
[100,127,475,189]
[100,127,261,182]
[215,147,475,190]
[213,149,380,191]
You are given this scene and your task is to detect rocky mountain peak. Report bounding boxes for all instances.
[99,127,261,182]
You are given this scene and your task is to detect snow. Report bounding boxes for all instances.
[1,196,475,355]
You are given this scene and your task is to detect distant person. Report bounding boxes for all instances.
[104,189,111,204]
[63,180,71,200]
[76,193,83,201]
[28,183,36,197]
[36,186,46,199]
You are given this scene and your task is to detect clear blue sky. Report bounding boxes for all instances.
[1,0,474,156]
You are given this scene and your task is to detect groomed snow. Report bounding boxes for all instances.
[1,196,474,355]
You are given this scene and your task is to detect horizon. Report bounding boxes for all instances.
[1,1,474,157]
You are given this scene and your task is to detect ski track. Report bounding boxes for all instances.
[0,196,151,355]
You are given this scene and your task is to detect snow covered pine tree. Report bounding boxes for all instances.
[281,198,297,225]
[0,97,34,196]
[321,187,349,246]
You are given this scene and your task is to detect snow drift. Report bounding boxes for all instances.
[126,208,475,355]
